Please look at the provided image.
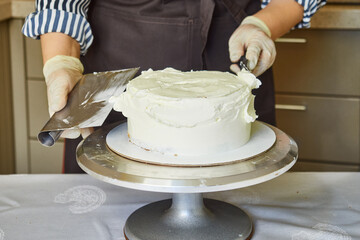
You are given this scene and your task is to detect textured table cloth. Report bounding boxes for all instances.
[0,172,358,240]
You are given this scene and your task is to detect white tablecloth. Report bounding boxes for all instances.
[0,173,358,240]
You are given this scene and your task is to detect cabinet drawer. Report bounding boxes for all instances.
[275,95,360,164]
[30,140,63,173]
[28,80,49,138]
[273,29,360,96]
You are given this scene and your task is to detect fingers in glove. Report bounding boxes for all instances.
[245,43,262,71]
[47,79,70,116]
[59,128,93,139]
[252,51,271,76]
[230,64,241,74]
[251,42,276,77]
[80,127,94,139]
[61,129,81,139]
[228,31,245,63]
[46,69,82,117]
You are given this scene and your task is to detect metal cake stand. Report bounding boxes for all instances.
[76,122,298,240]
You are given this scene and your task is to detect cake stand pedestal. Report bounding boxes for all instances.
[123,193,253,240]
[76,122,298,240]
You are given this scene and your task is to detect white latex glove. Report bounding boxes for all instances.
[43,55,93,139]
[229,16,276,77]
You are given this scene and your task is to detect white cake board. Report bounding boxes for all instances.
[106,121,276,167]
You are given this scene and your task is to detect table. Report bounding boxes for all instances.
[0,173,358,240]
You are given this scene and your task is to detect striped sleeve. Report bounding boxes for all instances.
[22,0,93,55]
[261,0,327,28]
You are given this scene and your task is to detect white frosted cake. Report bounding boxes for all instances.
[111,68,261,156]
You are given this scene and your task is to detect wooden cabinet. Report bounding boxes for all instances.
[273,29,360,171]
[276,95,359,163]
[29,140,63,173]
[273,29,360,96]
[0,20,15,174]
[27,79,64,173]
[9,19,63,173]
[290,161,360,172]
[25,39,64,173]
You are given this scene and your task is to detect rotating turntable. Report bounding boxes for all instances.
[76,121,298,240]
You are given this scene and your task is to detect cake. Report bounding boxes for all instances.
[111,68,261,156]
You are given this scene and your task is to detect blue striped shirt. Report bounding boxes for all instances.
[23,0,92,54]
[22,0,326,55]
[261,0,326,28]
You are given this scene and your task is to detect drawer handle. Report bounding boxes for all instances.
[275,104,307,111]
[275,38,307,43]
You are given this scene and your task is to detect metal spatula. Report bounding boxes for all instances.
[38,67,139,147]
[239,55,250,72]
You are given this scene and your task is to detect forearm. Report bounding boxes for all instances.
[254,0,304,40]
[40,33,80,64]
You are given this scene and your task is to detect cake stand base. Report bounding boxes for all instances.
[77,122,298,239]
[124,193,253,240]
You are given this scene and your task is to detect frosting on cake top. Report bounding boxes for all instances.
[111,68,261,128]
[126,68,260,98]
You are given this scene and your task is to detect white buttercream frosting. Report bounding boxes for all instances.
[111,68,261,156]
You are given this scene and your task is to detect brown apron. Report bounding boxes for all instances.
[64,0,275,173]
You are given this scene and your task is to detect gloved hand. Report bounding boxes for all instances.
[228,16,276,77]
[43,55,93,139]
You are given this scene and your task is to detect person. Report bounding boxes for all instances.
[23,0,326,173]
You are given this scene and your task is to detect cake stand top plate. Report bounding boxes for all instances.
[76,121,298,193]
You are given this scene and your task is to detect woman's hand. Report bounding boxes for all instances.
[228,16,276,77]
[43,55,93,139]
[41,33,93,139]
[229,0,304,76]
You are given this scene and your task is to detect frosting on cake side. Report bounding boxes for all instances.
[111,68,261,156]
